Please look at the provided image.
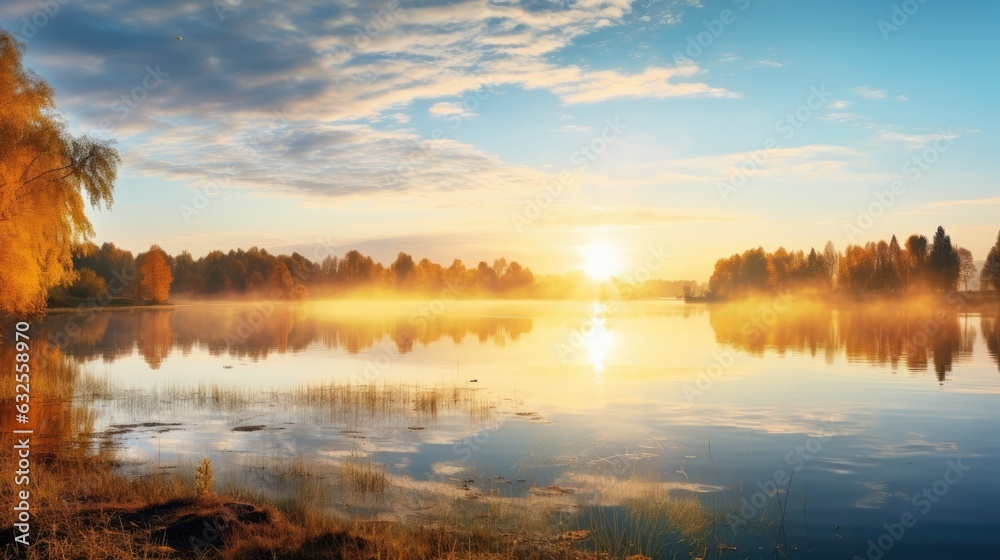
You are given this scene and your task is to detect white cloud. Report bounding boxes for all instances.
[852,86,888,99]
[9,0,735,201]
[551,66,739,104]
[819,112,859,123]
[873,128,959,148]
[556,124,593,133]
[894,94,910,102]
[717,53,784,68]
[428,101,476,119]
[828,100,852,109]
[920,197,1000,209]
[131,121,558,200]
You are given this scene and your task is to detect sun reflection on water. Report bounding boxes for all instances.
[587,302,615,377]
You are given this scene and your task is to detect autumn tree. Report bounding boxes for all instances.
[982,230,1000,292]
[492,258,509,279]
[268,261,294,293]
[838,244,875,293]
[74,241,139,296]
[139,246,174,303]
[67,268,107,299]
[338,250,375,285]
[390,252,415,289]
[445,259,470,291]
[957,247,976,291]
[474,261,497,293]
[823,241,839,286]
[0,29,121,321]
[499,261,534,293]
[415,257,444,291]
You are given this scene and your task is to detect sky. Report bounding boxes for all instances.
[2,0,998,280]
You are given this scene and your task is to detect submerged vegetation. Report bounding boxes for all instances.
[79,376,495,425]
[341,458,389,498]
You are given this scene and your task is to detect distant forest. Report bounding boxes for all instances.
[42,225,1000,308]
[50,242,707,306]
[709,226,1000,297]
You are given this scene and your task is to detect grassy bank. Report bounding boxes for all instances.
[0,332,720,560]
[0,446,613,560]
[0,348,609,559]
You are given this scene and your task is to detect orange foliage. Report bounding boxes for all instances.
[0,30,120,319]
[139,245,173,303]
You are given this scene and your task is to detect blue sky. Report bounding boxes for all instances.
[2,0,997,279]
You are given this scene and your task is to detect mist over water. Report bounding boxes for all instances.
[10,300,1000,559]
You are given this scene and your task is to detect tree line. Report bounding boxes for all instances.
[708,226,1000,297]
[53,242,705,305]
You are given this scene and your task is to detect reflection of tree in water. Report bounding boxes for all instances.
[709,302,976,381]
[983,309,1000,372]
[708,303,838,360]
[0,339,91,460]
[38,305,534,365]
[138,310,173,369]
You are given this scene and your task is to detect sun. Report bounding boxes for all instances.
[582,244,622,281]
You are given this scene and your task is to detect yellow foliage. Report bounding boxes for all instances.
[0,30,120,319]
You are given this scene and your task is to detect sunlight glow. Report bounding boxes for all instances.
[587,302,614,376]
[582,244,622,281]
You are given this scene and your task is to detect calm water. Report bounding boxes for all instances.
[13,300,1000,559]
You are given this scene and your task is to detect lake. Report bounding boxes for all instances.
[11,299,1000,559]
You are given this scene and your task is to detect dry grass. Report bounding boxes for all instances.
[582,481,713,560]
[78,377,494,427]
[0,448,602,559]
[0,344,707,559]
[341,459,388,498]
[621,489,711,548]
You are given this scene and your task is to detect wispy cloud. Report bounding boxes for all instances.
[919,197,1000,209]
[541,205,745,230]
[556,124,593,133]
[0,0,727,200]
[820,112,860,123]
[130,122,559,200]
[852,85,888,99]
[428,101,476,119]
[717,52,785,68]
[873,128,959,148]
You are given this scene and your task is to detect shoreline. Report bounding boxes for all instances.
[40,291,1000,312]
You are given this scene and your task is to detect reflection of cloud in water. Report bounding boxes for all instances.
[815,457,883,476]
[651,402,860,438]
[344,469,724,525]
[557,473,723,506]
[431,462,466,476]
[853,480,894,509]
[859,433,960,460]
